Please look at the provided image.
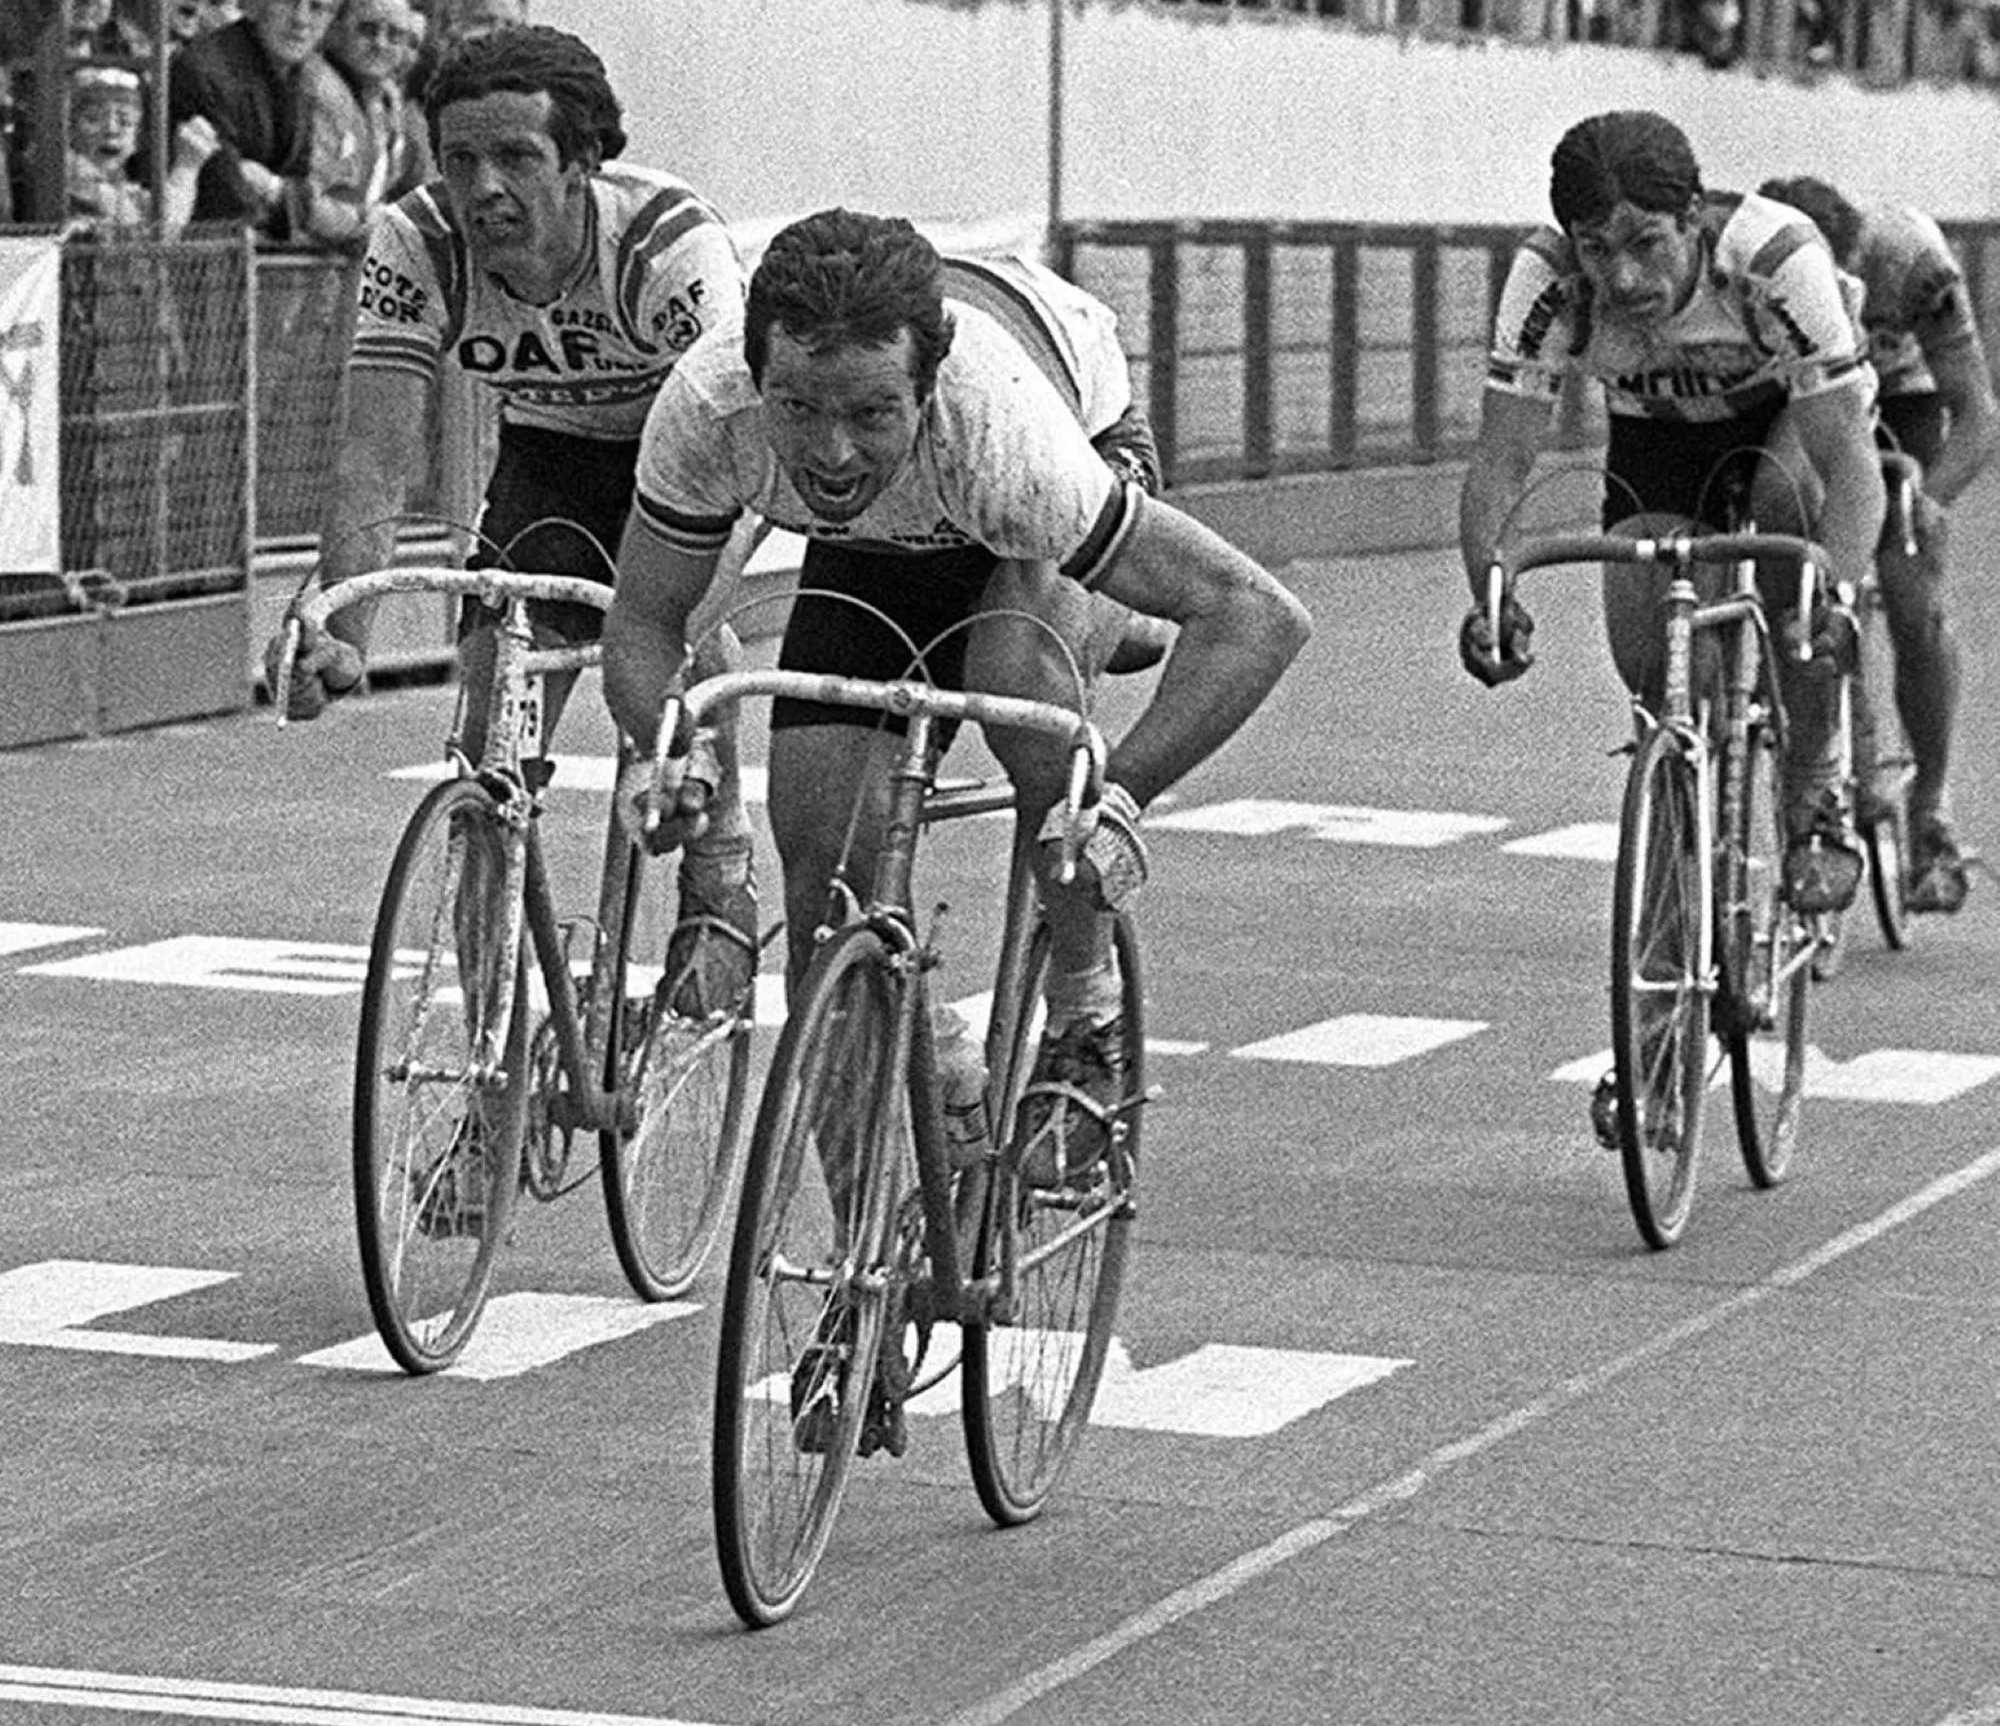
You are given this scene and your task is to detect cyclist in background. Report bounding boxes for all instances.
[603,208,1311,1187]
[1455,110,1885,1148]
[1759,174,1996,913]
[266,24,759,993]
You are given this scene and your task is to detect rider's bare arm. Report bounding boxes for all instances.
[1921,338,2000,508]
[1087,494,1311,809]
[602,511,726,754]
[1791,382,1887,590]
[1459,388,1553,596]
[317,366,431,654]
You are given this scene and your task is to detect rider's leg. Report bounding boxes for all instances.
[966,561,1135,1184]
[1876,520,1961,821]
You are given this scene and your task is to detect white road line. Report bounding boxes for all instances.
[1933,1685,2000,1726]
[1552,1046,2000,1105]
[1501,821,1619,861]
[1150,799,1508,848]
[936,1143,2000,1726]
[1233,1014,1485,1066]
[297,1292,702,1381]
[0,920,103,956]
[0,1666,723,1726]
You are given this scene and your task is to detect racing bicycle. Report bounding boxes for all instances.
[669,662,1146,1627]
[276,568,757,1373]
[1485,528,1844,1248]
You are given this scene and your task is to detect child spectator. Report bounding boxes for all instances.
[66,63,218,235]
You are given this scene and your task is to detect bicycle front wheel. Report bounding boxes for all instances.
[600,842,754,1300]
[712,923,906,1628]
[1610,727,1711,1250]
[963,912,1140,1526]
[1723,715,1812,1187]
[1861,798,1912,952]
[354,778,528,1375]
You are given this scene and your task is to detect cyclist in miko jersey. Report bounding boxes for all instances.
[266,24,759,987]
[1759,174,1997,914]
[602,208,1310,1188]
[1455,110,1886,1149]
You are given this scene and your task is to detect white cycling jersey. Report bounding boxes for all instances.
[349,163,742,441]
[630,254,1142,585]
[1487,191,1872,425]
[1844,201,1981,399]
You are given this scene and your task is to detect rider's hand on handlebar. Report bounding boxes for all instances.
[615,728,719,855]
[1037,780,1148,911]
[1458,594,1535,687]
[265,619,363,721]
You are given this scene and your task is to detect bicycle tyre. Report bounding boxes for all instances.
[353,778,528,1375]
[1610,727,1710,1250]
[600,841,755,1301]
[963,912,1140,1526]
[1724,716,1812,1187]
[1861,800,1912,952]
[712,923,904,1628]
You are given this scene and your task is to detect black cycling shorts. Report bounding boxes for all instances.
[1876,392,1946,470]
[772,539,998,733]
[460,424,640,645]
[1601,403,1785,530]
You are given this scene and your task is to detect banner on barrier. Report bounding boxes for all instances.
[0,236,62,574]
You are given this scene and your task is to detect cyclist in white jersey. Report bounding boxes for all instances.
[603,208,1310,1186]
[265,25,758,992]
[1760,175,1996,913]
[1454,111,1886,1150]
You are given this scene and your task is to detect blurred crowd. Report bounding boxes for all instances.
[1158,0,2000,85]
[0,0,525,239]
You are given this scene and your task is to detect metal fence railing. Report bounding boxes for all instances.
[1,229,256,625]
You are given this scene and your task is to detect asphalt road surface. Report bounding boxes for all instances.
[5,481,2000,1726]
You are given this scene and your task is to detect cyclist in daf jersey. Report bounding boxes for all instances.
[1760,175,1996,914]
[1455,111,1886,1150]
[266,24,758,999]
[603,208,1310,1191]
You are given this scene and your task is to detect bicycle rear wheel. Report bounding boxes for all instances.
[1861,798,1912,952]
[712,923,905,1628]
[1723,715,1812,1187]
[1610,727,1711,1250]
[600,841,754,1300]
[963,912,1140,1526]
[354,778,528,1374]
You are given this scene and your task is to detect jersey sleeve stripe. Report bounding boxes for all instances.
[616,190,723,337]
[1745,223,1816,277]
[1062,479,1142,589]
[397,186,467,349]
[941,258,1086,415]
[632,487,741,552]
[350,334,439,378]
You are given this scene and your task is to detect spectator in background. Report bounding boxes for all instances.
[405,0,522,100]
[166,0,244,49]
[167,0,344,241]
[303,0,432,247]
[65,62,218,234]
[1677,0,1745,63]
[69,0,154,63]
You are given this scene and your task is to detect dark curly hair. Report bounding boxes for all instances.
[744,209,955,399]
[1549,111,1703,233]
[426,24,627,170]
[1758,175,1862,264]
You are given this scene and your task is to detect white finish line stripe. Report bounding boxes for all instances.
[0,1667,723,1726]
[938,1142,2000,1726]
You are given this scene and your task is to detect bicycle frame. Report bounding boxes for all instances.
[1490,531,1825,996]
[669,668,1110,1327]
[281,568,638,1130]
